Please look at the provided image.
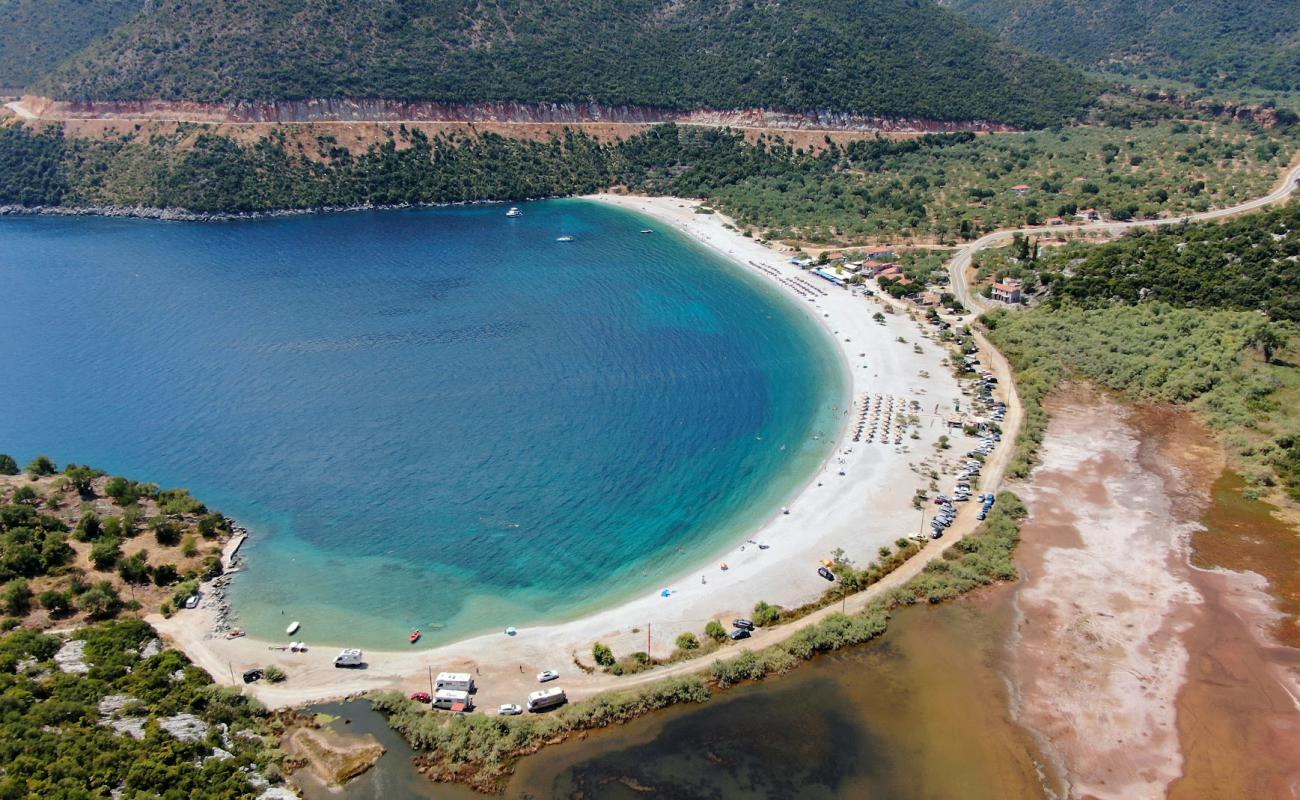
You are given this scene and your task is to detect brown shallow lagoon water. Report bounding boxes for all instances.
[314,598,1058,800]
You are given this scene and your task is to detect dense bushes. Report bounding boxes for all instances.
[0,620,275,796]
[986,301,1299,496]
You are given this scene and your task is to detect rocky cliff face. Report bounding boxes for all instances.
[18,95,1017,132]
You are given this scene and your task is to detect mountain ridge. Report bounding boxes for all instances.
[29,0,1099,128]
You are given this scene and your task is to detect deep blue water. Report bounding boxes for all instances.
[0,200,844,646]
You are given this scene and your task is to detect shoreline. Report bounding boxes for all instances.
[148,193,1007,712]
[0,197,567,223]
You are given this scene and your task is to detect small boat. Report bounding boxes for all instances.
[286,621,300,635]
[409,629,421,644]
[505,207,522,217]
[640,229,654,234]
[556,235,575,242]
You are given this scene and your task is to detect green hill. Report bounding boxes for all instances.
[33,0,1097,127]
[939,0,1300,97]
[0,0,142,90]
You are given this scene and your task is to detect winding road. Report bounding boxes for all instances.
[948,158,1300,313]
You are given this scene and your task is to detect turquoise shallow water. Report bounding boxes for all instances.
[0,200,844,646]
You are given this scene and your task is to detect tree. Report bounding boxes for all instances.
[117,551,150,584]
[592,642,615,667]
[79,581,122,620]
[1249,323,1284,363]
[0,454,17,475]
[25,455,56,477]
[675,632,699,651]
[705,620,727,642]
[2,579,33,616]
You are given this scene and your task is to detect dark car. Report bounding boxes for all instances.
[732,618,755,631]
[241,669,263,684]
[729,628,751,641]
[817,566,836,581]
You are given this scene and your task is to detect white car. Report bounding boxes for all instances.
[537,670,560,683]
[498,703,523,716]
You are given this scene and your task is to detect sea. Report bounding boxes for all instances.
[0,199,845,646]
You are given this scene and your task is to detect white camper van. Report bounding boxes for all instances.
[333,648,363,668]
[527,687,567,712]
[433,689,471,711]
[435,672,475,692]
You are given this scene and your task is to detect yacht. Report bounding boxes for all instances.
[556,235,575,242]
[505,207,522,217]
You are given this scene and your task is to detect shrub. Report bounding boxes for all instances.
[151,564,180,586]
[38,589,73,617]
[2,579,34,616]
[79,581,122,620]
[90,537,122,570]
[592,642,615,667]
[704,620,727,642]
[152,519,182,547]
[264,665,287,683]
[181,535,199,558]
[752,600,782,627]
[25,455,56,477]
[0,454,18,475]
[675,632,699,651]
[74,511,102,542]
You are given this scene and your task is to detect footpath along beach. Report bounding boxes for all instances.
[149,194,1020,712]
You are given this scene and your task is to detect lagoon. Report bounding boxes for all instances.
[0,200,844,646]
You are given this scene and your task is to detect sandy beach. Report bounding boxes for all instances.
[150,194,1019,711]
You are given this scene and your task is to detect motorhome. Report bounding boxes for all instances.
[333,649,363,668]
[527,687,567,712]
[435,672,475,692]
[433,689,472,711]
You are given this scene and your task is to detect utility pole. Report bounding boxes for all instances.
[428,666,434,697]
[228,661,235,684]
[646,623,651,656]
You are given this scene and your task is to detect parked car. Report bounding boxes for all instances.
[817,566,836,581]
[537,670,560,683]
[498,704,523,716]
[410,691,432,703]
[930,530,944,539]
[241,669,263,684]
[733,618,755,631]
[729,628,751,640]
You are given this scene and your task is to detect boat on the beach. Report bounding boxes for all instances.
[506,207,522,217]
[286,621,300,635]
[556,235,575,242]
[409,629,421,644]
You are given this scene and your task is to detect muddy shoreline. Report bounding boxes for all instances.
[1008,385,1300,798]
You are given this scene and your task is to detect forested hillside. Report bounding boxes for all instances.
[0,0,142,90]
[940,0,1300,98]
[984,204,1300,501]
[33,0,1096,127]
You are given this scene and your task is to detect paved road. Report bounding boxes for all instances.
[948,159,1300,313]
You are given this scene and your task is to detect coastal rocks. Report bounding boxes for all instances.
[54,639,90,674]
